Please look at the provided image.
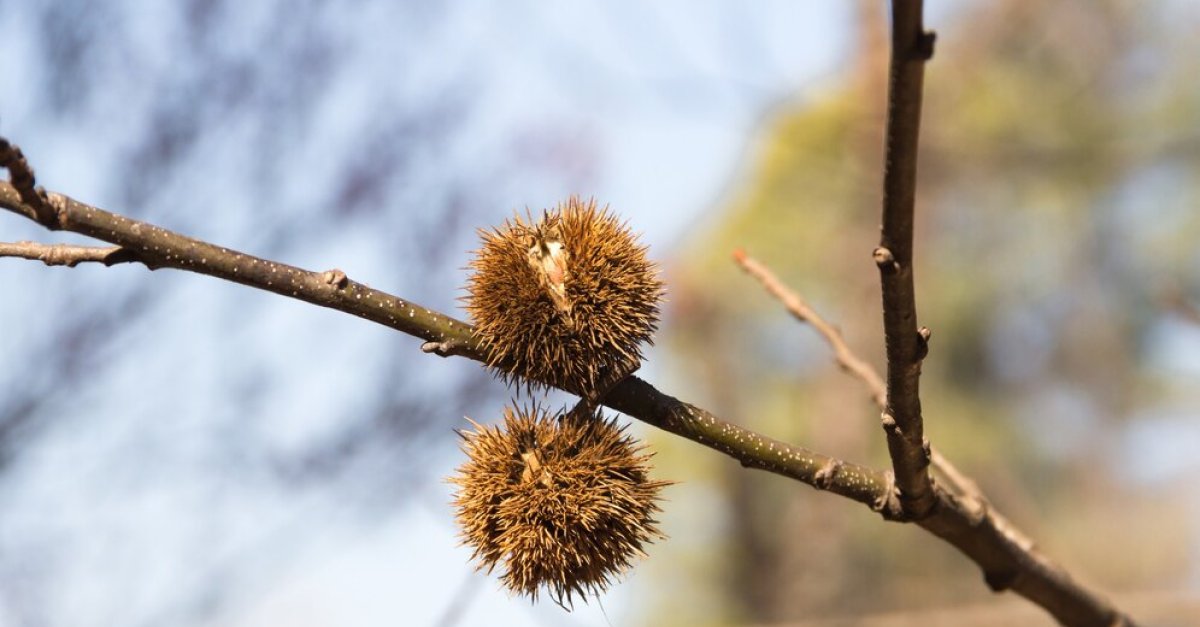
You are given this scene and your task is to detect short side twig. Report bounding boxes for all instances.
[0,241,141,267]
[734,248,887,408]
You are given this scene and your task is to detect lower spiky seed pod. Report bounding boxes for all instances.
[466,197,664,394]
[450,403,669,604]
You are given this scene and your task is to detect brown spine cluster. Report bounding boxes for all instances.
[450,402,668,604]
[465,196,664,395]
[455,198,670,603]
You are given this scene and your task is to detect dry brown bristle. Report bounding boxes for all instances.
[465,196,664,395]
[449,402,669,605]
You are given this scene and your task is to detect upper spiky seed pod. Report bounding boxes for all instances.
[450,403,669,604]
[466,197,664,394]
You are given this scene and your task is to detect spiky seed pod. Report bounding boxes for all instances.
[450,402,669,604]
[466,197,664,394]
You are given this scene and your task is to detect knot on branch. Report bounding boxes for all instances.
[984,568,1019,593]
[321,268,349,288]
[421,339,470,358]
[916,326,931,360]
[873,246,900,273]
[917,31,937,60]
[813,459,843,491]
[962,491,989,526]
[880,411,902,436]
[872,471,902,518]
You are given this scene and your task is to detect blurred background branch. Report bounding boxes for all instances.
[734,248,886,409]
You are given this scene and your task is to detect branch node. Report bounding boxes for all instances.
[917,31,937,60]
[872,471,899,515]
[916,326,931,360]
[984,569,1019,593]
[880,411,901,436]
[872,246,899,273]
[47,192,68,222]
[421,339,468,358]
[322,268,349,288]
[966,495,989,526]
[104,248,141,267]
[814,459,843,490]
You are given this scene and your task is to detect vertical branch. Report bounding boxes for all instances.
[875,0,937,518]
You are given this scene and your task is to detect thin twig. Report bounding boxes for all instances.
[875,0,937,520]
[0,240,140,267]
[0,150,1135,622]
[732,249,1045,559]
[734,249,886,408]
[733,249,980,501]
[868,5,1129,625]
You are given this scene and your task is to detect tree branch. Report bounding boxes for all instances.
[866,4,1132,625]
[733,248,1045,590]
[734,250,964,492]
[876,0,937,519]
[1,147,1136,623]
[0,180,889,509]
[0,240,140,267]
[733,248,887,409]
